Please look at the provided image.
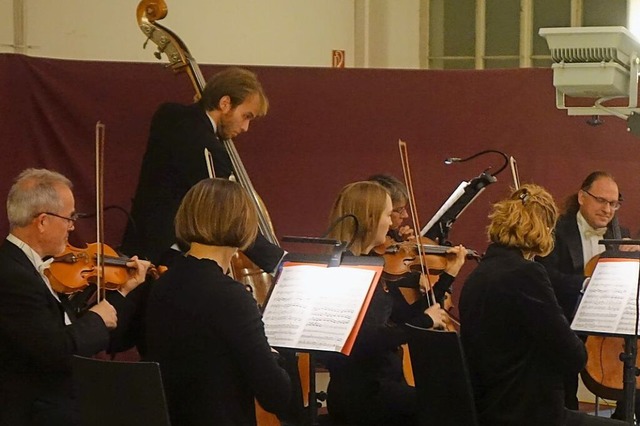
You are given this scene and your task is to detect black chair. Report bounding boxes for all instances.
[72,355,171,426]
[407,326,479,426]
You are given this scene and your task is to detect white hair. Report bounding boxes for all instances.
[7,168,72,229]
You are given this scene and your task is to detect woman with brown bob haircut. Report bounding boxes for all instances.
[459,184,625,426]
[143,178,291,426]
[175,177,258,251]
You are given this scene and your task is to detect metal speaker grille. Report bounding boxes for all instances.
[550,47,626,68]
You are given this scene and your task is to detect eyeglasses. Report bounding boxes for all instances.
[392,206,407,214]
[582,190,621,211]
[41,211,79,225]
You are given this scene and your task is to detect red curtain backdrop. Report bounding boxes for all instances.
[2,53,639,299]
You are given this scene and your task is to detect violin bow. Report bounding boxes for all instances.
[95,122,106,303]
[398,140,436,307]
[509,156,520,190]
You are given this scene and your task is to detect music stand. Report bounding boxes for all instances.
[574,241,640,425]
[421,172,496,244]
[264,236,384,426]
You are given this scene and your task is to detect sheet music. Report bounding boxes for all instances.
[421,181,469,236]
[571,259,640,335]
[262,264,377,353]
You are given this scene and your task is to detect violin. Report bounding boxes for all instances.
[46,242,165,294]
[374,236,479,280]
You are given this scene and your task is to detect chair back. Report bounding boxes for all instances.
[407,327,478,426]
[72,355,171,426]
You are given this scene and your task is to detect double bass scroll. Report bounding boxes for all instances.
[136,0,207,95]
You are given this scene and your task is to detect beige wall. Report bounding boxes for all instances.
[0,0,425,68]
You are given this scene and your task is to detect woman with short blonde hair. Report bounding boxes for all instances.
[487,184,558,258]
[459,184,623,426]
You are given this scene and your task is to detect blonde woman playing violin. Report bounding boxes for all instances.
[324,181,461,426]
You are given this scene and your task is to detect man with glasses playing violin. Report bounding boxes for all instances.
[368,174,466,300]
[368,174,416,243]
[0,168,149,426]
[539,170,640,420]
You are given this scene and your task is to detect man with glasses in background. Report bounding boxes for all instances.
[368,174,415,242]
[539,170,640,420]
[0,168,149,426]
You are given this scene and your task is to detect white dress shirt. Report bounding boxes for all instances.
[576,211,607,269]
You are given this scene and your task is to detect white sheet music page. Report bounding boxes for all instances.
[262,264,376,352]
[571,258,640,335]
[421,181,469,236]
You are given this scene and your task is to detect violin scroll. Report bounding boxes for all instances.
[148,264,168,280]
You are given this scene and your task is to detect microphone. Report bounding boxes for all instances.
[444,157,462,165]
[321,214,359,250]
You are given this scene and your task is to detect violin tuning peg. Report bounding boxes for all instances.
[154,51,162,60]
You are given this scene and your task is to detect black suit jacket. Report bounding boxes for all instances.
[0,240,109,426]
[537,213,620,321]
[459,244,586,426]
[121,102,283,271]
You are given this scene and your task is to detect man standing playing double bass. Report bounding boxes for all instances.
[121,67,284,272]
[122,67,306,425]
